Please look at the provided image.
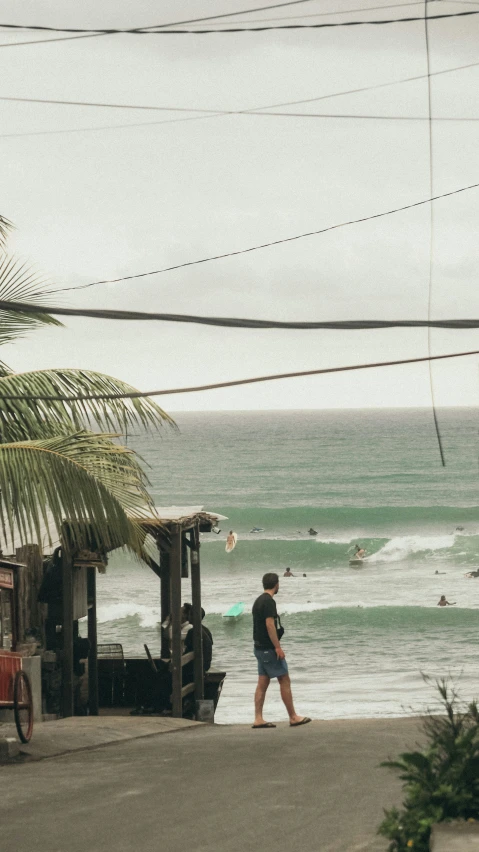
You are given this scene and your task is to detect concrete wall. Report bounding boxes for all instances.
[430,822,479,851]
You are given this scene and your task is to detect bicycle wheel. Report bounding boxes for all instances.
[13,669,33,743]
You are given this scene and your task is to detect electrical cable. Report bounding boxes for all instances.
[4,299,479,330]
[0,348,477,403]
[47,180,479,294]
[0,2,319,37]
[0,32,107,49]
[0,7,478,35]
[4,96,479,121]
[3,58,479,142]
[424,0,445,464]
[199,0,431,23]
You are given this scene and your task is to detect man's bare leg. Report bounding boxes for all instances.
[278,674,307,724]
[254,675,271,725]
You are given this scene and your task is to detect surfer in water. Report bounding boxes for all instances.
[308,528,317,536]
[354,545,366,559]
[437,595,456,607]
[283,568,294,577]
[226,531,236,549]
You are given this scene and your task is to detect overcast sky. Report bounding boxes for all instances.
[1,0,479,410]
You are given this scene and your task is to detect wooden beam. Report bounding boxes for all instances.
[181,682,195,699]
[181,651,194,667]
[160,549,170,659]
[170,526,182,718]
[181,533,189,578]
[87,567,99,716]
[190,524,204,703]
[61,549,74,717]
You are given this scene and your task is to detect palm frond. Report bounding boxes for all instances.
[0,431,155,555]
[0,368,175,442]
[0,214,14,253]
[0,255,62,347]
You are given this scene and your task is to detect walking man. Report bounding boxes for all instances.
[252,572,311,729]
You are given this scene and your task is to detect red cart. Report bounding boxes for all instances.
[0,651,33,743]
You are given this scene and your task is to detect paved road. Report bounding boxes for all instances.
[2,717,421,852]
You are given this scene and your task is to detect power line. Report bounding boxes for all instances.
[48,180,479,294]
[0,8,478,35]
[3,299,479,330]
[0,348,477,403]
[0,32,106,49]
[136,0,319,31]
[3,58,479,142]
[0,114,218,140]
[0,1,449,48]
[0,2,319,36]
[4,94,479,121]
[178,1,435,24]
[424,0,445,465]
[0,95,220,114]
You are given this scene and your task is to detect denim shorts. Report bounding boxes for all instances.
[254,646,289,679]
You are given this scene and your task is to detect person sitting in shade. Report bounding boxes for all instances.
[437,595,456,607]
[183,604,213,672]
[283,567,294,577]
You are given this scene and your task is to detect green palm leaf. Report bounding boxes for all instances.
[0,254,62,347]
[0,368,175,442]
[0,430,156,555]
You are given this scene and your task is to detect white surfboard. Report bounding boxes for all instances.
[225,532,238,553]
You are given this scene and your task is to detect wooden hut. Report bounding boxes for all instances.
[43,506,226,720]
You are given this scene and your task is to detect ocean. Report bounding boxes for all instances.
[92,409,479,723]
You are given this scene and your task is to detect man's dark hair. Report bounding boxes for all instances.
[262,572,279,590]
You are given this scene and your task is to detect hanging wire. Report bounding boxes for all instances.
[3,299,479,330]
[47,180,479,294]
[0,349,477,403]
[0,7,478,35]
[425,0,446,465]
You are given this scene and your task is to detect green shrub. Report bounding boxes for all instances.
[378,679,479,851]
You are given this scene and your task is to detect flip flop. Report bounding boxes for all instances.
[252,722,276,729]
[290,717,312,727]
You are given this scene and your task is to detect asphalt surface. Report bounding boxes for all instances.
[2,717,423,852]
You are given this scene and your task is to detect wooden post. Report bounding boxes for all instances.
[191,525,204,703]
[61,549,74,717]
[15,544,45,646]
[160,549,170,659]
[87,567,98,716]
[170,526,182,717]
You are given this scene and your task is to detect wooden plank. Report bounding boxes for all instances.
[169,527,182,718]
[87,567,99,716]
[61,549,74,718]
[181,682,195,699]
[190,524,204,702]
[73,565,88,621]
[181,651,194,667]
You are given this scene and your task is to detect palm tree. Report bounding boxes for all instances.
[0,217,172,556]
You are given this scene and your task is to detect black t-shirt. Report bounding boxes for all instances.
[252,592,281,649]
[184,624,213,671]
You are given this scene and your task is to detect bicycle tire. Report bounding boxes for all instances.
[13,669,33,743]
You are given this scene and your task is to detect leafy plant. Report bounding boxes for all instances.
[378,679,479,851]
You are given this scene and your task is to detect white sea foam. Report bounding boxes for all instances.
[366,534,455,563]
[97,602,161,628]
